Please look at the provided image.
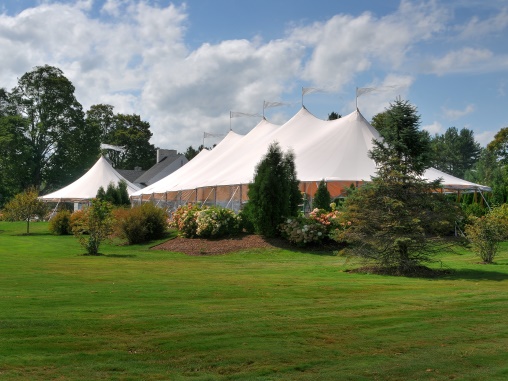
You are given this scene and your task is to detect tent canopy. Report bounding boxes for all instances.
[131,107,490,203]
[40,156,141,202]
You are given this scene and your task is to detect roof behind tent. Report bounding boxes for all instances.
[132,107,490,197]
[40,156,141,202]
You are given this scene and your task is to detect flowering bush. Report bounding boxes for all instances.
[196,206,241,238]
[170,204,241,238]
[279,216,328,245]
[170,203,203,238]
[308,208,342,228]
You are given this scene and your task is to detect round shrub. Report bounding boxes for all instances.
[195,206,241,238]
[170,203,203,238]
[117,203,168,244]
[279,215,328,245]
[49,209,72,235]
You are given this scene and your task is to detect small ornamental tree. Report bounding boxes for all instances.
[313,180,331,211]
[465,204,508,263]
[247,142,300,237]
[72,199,114,255]
[337,99,460,273]
[3,187,46,234]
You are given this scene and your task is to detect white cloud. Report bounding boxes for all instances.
[422,121,444,135]
[442,104,475,120]
[425,47,495,75]
[458,8,508,39]
[476,130,496,147]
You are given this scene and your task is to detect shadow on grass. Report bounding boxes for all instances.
[263,237,341,256]
[104,254,137,258]
[443,268,508,281]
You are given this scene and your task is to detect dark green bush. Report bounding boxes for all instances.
[49,209,72,235]
[313,179,331,211]
[117,203,168,244]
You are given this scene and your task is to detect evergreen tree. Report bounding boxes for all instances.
[247,142,300,237]
[313,180,331,211]
[338,99,459,273]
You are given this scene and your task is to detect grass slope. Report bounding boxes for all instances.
[0,221,507,380]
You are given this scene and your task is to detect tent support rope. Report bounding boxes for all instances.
[226,186,240,209]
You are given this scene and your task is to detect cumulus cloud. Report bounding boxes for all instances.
[422,121,443,135]
[476,130,496,147]
[442,104,475,120]
[425,48,495,75]
[1,0,498,154]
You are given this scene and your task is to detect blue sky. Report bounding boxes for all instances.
[1,0,507,152]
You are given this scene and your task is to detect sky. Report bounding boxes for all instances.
[1,0,507,153]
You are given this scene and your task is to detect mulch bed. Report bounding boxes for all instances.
[151,234,295,256]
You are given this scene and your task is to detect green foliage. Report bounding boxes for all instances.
[195,206,241,238]
[238,203,256,234]
[340,99,460,273]
[48,209,72,235]
[72,199,114,255]
[430,127,481,179]
[487,126,508,165]
[312,180,331,211]
[465,204,508,263]
[116,202,168,244]
[370,98,431,176]
[170,203,202,238]
[88,104,156,170]
[9,65,100,192]
[2,187,47,234]
[170,203,241,239]
[96,181,130,206]
[247,142,300,237]
[466,149,508,205]
[327,111,341,120]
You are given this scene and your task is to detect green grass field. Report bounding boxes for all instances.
[1,221,507,380]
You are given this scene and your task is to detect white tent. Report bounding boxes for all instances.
[131,107,490,210]
[40,156,141,203]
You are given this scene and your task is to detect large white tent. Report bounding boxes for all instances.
[131,107,490,210]
[40,156,141,203]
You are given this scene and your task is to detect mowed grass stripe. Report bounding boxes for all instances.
[1,221,507,380]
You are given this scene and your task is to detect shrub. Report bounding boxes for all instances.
[195,206,241,238]
[465,204,508,263]
[70,209,88,234]
[247,142,300,237]
[279,215,328,245]
[96,180,130,207]
[313,180,331,211]
[279,207,345,246]
[170,203,243,239]
[170,203,202,238]
[49,209,72,235]
[72,199,114,255]
[116,203,168,244]
[238,203,256,234]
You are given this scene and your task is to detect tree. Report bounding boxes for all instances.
[0,112,32,206]
[72,199,114,255]
[465,204,508,263]
[328,112,341,120]
[338,99,459,273]
[246,142,300,237]
[487,127,508,165]
[87,106,156,170]
[9,65,100,192]
[313,180,331,211]
[430,127,481,178]
[3,187,47,234]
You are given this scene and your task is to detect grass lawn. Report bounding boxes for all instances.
[1,221,507,380]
